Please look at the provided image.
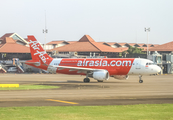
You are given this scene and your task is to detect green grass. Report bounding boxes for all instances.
[0,85,59,90]
[0,104,173,120]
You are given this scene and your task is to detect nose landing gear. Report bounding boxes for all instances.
[139,75,143,83]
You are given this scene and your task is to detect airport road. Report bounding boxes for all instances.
[0,74,173,107]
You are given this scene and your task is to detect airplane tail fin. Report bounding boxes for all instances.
[27,35,53,64]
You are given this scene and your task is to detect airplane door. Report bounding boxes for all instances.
[136,60,141,69]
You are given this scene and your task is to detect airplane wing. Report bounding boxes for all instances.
[38,56,105,74]
[50,65,105,74]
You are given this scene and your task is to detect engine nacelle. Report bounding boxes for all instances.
[93,70,109,81]
[112,75,129,80]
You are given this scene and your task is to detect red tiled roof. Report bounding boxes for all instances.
[98,42,111,46]
[78,35,95,42]
[149,44,159,47]
[117,43,127,46]
[153,45,159,47]
[106,42,116,45]
[113,47,128,52]
[67,41,77,44]
[137,43,159,47]
[149,41,173,51]
[90,42,119,52]
[0,33,14,40]
[24,38,28,42]
[0,44,30,53]
[0,44,4,48]
[137,43,146,47]
[5,37,16,43]
[128,43,137,46]
[97,42,105,44]
[51,35,120,52]
[46,40,66,45]
[0,37,30,53]
[52,42,100,52]
[139,47,152,51]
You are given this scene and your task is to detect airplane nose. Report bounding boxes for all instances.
[156,66,161,73]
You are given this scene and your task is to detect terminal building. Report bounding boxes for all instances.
[46,35,158,58]
[50,35,127,58]
[0,33,30,60]
[148,41,173,74]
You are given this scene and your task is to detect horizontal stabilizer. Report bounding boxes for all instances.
[25,62,40,66]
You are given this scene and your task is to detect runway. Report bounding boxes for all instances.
[0,74,173,107]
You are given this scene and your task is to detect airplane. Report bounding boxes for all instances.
[25,35,161,83]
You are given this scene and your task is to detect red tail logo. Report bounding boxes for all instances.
[28,36,53,64]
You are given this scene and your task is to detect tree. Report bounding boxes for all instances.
[123,46,145,55]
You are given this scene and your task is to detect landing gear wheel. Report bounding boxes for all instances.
[139,80,143,83]
[83,78,90,83]
[97,80,103,82]
[139,75,143,83]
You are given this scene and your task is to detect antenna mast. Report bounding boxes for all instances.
[43,10,48,49]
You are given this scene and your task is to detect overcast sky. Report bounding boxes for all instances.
[0,0,173,44]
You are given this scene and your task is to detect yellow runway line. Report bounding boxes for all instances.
[0,84,19,88]
[46,99,78,104]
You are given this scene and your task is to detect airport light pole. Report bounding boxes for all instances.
[43,11,48,50]
[145,27,150,57]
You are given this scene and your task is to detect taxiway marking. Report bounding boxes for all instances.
[46,99,78,104]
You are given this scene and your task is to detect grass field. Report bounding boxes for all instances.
[0,104,173,120]
[0,85,59,90]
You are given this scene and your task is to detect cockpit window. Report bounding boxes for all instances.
[146,62,155,65]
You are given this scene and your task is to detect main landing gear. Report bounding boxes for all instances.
[83,78,90,83]
[139,75,143,83]
[83,78,103,83]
